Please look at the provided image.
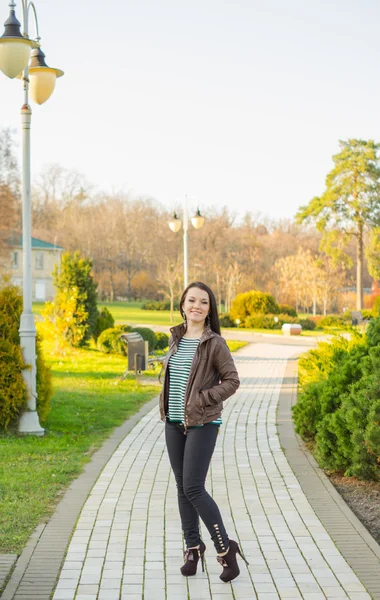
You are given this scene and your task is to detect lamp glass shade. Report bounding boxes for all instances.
[168,218,182,233]
[191,214,205,230]
[0,37,32,78]
[29,67,57,104]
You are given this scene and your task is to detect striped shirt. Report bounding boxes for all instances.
[167,337,222,426]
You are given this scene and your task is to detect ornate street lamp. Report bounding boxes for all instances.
[0,0,64,435]
[168,197,205,288]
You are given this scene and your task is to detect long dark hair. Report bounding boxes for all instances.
[179,281,221,335]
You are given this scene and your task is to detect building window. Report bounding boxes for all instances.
[11,251,18,268]
[35,252,44,270]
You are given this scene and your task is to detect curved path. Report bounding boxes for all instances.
[45,342,375,600]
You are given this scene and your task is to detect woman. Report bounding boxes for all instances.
[159,281,249,582]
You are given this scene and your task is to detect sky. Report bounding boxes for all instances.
[1,0,380,222]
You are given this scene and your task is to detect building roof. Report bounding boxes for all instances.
[11,235,64,250]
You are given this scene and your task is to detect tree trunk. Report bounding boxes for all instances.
[356,225,364,310]
[170,294,174,324]
[216,272,222,313]
[109,272,115,302]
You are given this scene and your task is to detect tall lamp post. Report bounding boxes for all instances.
[168,196,205,288]
[0,0,63,435]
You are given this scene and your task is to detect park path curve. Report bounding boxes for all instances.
[50,341,375,600]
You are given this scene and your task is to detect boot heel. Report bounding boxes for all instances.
[237,546,249,566]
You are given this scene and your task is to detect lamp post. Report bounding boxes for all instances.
[168,196,205,288]
[0,0,63,435]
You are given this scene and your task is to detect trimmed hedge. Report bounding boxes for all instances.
[97,325,158,355]
[131,327,157,352]
[299,318,317,331]
[243,313,299,330]
[97,325,133,356]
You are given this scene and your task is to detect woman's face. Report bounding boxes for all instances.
[182,287,210,327]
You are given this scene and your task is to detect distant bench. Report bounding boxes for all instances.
[120,332,167,380]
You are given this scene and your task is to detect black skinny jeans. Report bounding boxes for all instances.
[165,420,229,552]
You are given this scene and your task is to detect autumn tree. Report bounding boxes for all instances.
[296,139,380,310]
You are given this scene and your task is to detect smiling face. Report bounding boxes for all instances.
[182,286,210,327]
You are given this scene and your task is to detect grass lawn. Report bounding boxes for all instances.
[0,341,160,555]
[33,301,183,326]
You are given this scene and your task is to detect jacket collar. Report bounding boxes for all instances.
[170,323,215,346]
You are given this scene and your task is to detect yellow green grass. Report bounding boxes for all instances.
[0,341,160,555]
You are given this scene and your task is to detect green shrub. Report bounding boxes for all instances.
[372,296,380,317]
[155,332,169,350]
[142,300,180,311]
[0,277,52,429]
[0,339,27,430]
[52,251,98,345]
[278,304,297,317]
[97,325,132,355]
[361,309,373,320]
[293,319,380,480]
[230,291,279,321]
[367,316,380,347]
[94,307,115,341]
[299,318,317,331]
[131,327,157,352]
[36,333,53,422]
[318,314,350,329]
[243,313,299,330]
[219,314,236,327]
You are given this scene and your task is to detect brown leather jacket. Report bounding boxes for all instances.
[159,323,240,429]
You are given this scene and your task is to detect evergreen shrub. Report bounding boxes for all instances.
[293,320,380,480]
[278,304,297,317]
[131,327,157,352]
[155,332,169,350]
[372,296,380,317]
[52,251,98,345]
[219,314,236,327]
[299,318,317,331]
[94,307,115,341]
[318,314,350,329]
[97,325,132,355]
[0,278,52,429]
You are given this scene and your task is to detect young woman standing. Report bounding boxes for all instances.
[159,281,249,582]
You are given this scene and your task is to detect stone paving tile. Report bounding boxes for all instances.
[48,342,375,600]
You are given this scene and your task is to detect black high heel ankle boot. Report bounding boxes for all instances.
[217,539,249,583]
[180,541,206,576]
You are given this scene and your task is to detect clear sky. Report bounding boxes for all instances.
[1,0,380,221]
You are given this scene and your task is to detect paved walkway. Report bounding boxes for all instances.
[45,342,375,600]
